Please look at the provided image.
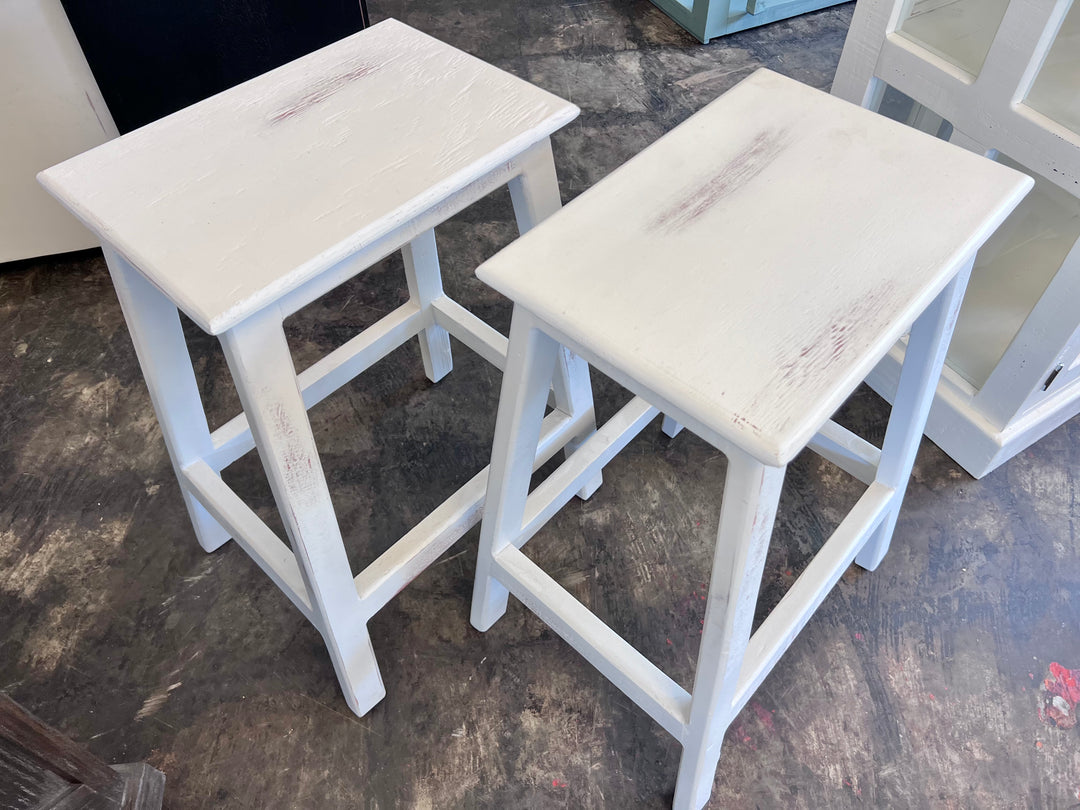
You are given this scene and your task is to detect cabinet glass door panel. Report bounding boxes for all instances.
[897,0,1010,77]
[1025,1,1080,137]
[948,155,1080,388]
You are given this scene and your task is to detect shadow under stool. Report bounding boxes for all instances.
[38,18,600,718]
[470,69,1031,810]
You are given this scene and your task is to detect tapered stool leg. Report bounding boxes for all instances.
[402,229,453,383]
[471,308,562,631]
[220,308,384,716]
[510,139,602,500]
[103,247,230,553]
[855,258,973,571]
[673,451,785,810]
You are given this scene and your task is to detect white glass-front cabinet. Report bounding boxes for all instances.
[833,0,1080,478]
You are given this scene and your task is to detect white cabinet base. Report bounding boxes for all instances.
[868,339,1080,478]
[833,0,1080,479]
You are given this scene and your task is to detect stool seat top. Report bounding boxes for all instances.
[38,19,578,335]
[478,69,1031,467]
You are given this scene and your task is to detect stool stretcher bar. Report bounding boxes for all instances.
[494,543,693,739]
[181,459,316,622]
[522,396,658,547]
[432,297,509,372]
[247,147,537,333]
[664,416,882,486]
[206,299,429,470]
[183,402,589,630]
[660,419,881,488]
[351,405,595,612]
[206,288,518,472]
[805,420,882,485]
[732,479,894,713]
[485,403,897,746]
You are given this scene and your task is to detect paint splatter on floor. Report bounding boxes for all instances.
[1038,663,1080,729]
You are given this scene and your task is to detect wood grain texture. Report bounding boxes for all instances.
[478,68,1030,466]
[0,693,121,796]
[0,694,163,809]
[37,18,579,335]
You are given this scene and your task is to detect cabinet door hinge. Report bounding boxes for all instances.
[1043,365,1064,391]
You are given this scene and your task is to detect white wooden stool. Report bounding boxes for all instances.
[38,19,601,718]
[470,69,1030,810]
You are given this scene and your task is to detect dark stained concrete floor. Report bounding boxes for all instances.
[2,1,1079,807]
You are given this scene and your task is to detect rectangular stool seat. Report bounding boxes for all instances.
[477,69,1029,466]
[40,18,577,335]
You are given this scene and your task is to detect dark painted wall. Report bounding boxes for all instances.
[61,1,370,133]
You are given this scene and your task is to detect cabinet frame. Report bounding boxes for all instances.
[833,0,1080,477]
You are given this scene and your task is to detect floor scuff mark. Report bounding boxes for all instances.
[136,681,183,721]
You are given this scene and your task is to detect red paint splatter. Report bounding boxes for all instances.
[929,693,935,701]
[552,778,567,788]
[729,720,757,750]
[750,701,775,732]
[666,638,672,645]
[1039,662,1080,729]
[1036,740,1044,749]
[854,632,863,641]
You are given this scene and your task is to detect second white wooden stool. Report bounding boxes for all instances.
[470,69,1030,809]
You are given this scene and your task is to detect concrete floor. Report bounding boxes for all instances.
[3,1,1079,807]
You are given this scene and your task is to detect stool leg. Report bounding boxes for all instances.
[471,307,561,631]
[661,415,684,438]
[549,345,603,500]
[219,308,384,717]
[674,451,785,810]
[510,138,601,500]
[102,247,229,553]
[855,259,974,571]
[402,229,453,383]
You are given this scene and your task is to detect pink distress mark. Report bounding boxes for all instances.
[648,128,791,233]
[269,62,379,124]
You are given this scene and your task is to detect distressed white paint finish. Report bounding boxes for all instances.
[105,248,230,555]
[39,19,594,717]
[833,0,1080,477]
[38,18,578,335]
[471,70,1028,809]
[1,0,117,262]
[478,70,1029,467]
